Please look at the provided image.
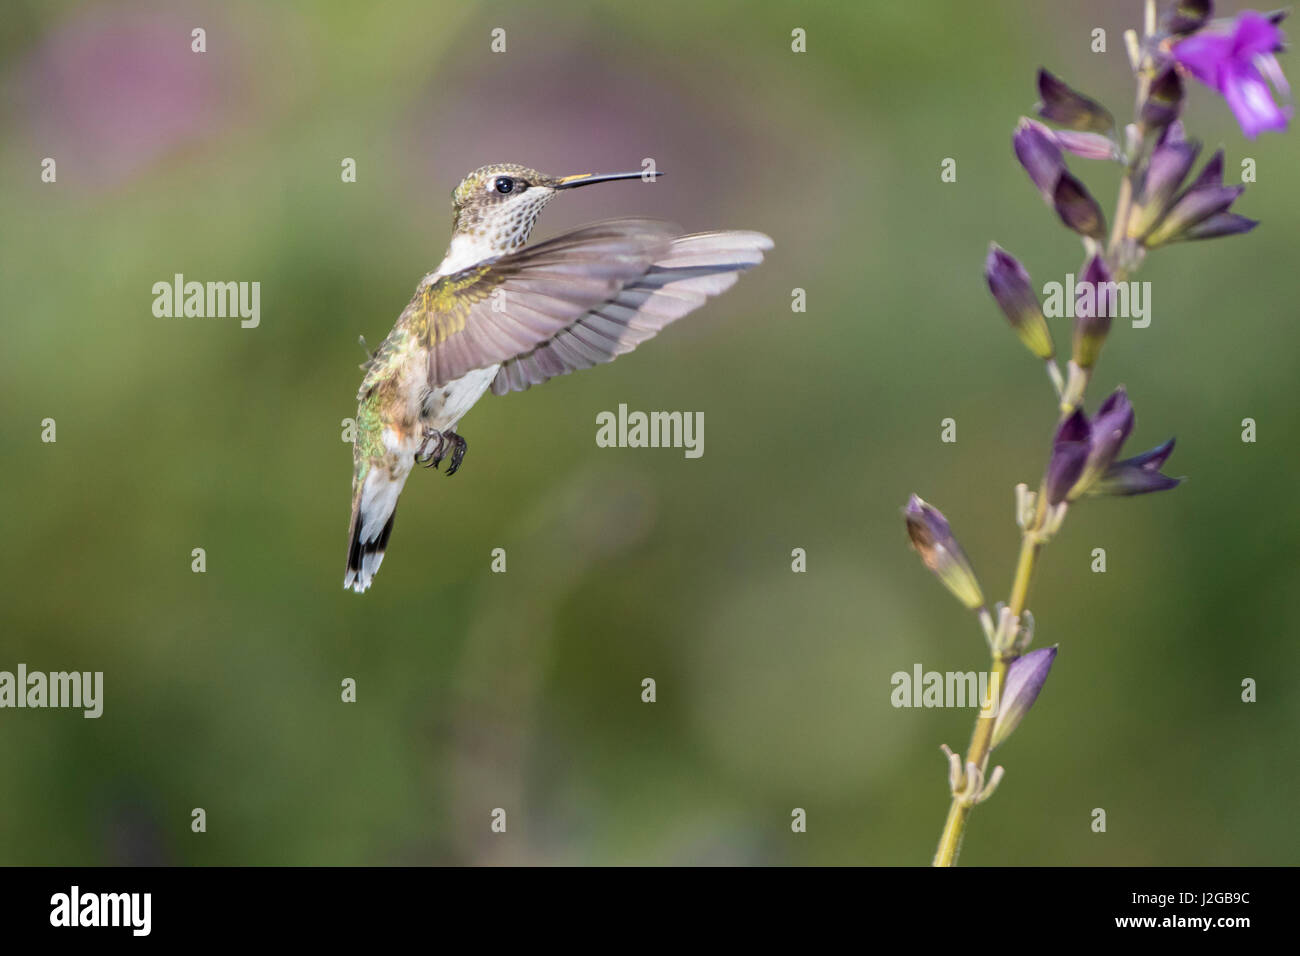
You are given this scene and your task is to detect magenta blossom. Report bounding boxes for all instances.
[1173,11,1291,138]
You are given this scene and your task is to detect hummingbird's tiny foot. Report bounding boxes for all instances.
[444,432,468,477]
[415,427,445,468]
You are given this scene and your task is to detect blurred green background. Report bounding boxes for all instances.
[1,0,1297,865]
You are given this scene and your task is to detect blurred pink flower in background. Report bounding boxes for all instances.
[1173,10,1291,139]
[10,5,244,187]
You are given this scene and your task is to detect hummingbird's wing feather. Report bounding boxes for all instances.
[490,230,773,394]
[414,219,679,389]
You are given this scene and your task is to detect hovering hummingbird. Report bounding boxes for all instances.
[344,163,772,592]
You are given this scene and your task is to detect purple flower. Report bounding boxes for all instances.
[1013,118,1066,202]
[1087,439,1183,496]
[1184,146,1223,190]
[991,646,1058,750]
[985,244,1054,359]
[1130,140,1201,238]
[904,496,985,610]
[1052,130,1119,161]
[1140,63,1185,132]
[1014,121,1117,203]
[1045,410,1091,505]
[1072,255,1114,369]
[1054,173,1107,241]
[1045,390,1182,501]
[1173,10,1291,139]
[1166,0,1213,37]
[1159,118,1188,146]
[1035,69,1115,133]
[1069,388,1135,498]
[1128,142,1257,246]
[1143,147,1255,244]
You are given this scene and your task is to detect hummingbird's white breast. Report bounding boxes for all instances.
[412,239,508,433]
[432,234,500,278]
[422,363,500,432]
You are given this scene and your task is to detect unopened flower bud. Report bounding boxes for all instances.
[1013,118,1066,203]
[1053,173,1108,241]
[1166,0,1212,36]
[991,646,1058,749]
[985,244,1054,359]
[904,495,985,611]
[1035,69,1115,133]
[1140,63,1185,132]
[1071,255,1114,369]
[1045,410,1090,505]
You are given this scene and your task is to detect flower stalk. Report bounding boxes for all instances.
[916,0,1282,866]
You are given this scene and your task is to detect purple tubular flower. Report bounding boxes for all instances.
[1145,181,1247,245]
[1119,438,1176,472]
[1014,118,1066,202]
[1185,147,1224,189]
[1053,172,1107,240]
[1088,439,1183,496]
[904,495,985,610]
[1180,212,1259,238]
[1068,387,1135,499]
[1130,140,1201,238]
[1051,392,1180,500]
[991,646,1058,750]
[985,244,1054,359]
[1173,10,1291,138]
[1138,147,1254,246]
[1159,118,1188,146]
[1045,410,1091,505]
[1072,255,1113,368]
[1036,69,1116,132]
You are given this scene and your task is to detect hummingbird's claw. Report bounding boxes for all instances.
[444,432,467,477]
[413,427,465,475]
[415,427,445,468]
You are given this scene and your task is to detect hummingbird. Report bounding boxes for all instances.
[344,163,772,593]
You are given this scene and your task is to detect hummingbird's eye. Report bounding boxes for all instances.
[493,177,515,194]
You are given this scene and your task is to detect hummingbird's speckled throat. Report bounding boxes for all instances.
[440,166,661,273]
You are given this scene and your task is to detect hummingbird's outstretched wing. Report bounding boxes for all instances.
[344,222,771,595]
[387,219,680,391]
[490,230,773,394]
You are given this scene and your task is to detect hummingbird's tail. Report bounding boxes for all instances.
[343,465,409,593]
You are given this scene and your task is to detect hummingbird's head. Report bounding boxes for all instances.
[448,163,661,257]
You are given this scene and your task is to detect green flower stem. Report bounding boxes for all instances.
[932,653,1011,866]
[1008,521,1043,618]
[932,187,1141,866]
[932,775,970,866]
[932,1,1162,867]
[932,502,1043,867]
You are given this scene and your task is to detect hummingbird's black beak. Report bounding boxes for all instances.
[553,171,663,189]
